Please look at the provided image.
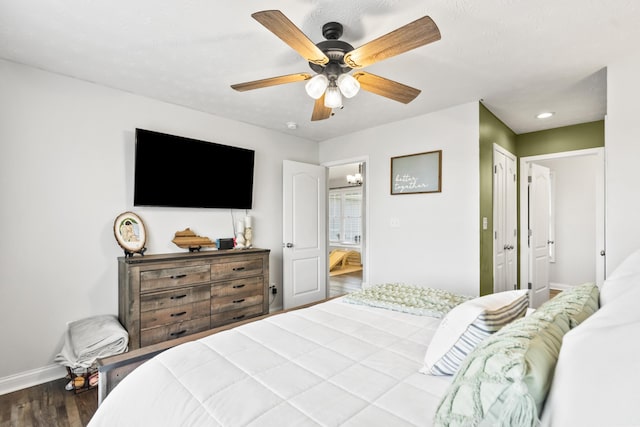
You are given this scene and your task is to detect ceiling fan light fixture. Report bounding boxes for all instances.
[337,73,360,98]
[324,83,343,108]
[347,173,363,185]
[305,74,329,99]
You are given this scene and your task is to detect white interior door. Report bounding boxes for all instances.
[493,145,517,293]
[282,160,327,309]
[520,148,605,298]
[505,153,517,290]
[529,163,551,308]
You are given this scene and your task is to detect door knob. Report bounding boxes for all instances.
[600,250,606,256]
[283,243,294,248]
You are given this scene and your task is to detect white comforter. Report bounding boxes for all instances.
[89,298,450,426]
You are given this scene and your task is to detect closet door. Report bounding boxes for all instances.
[493,145,517,293]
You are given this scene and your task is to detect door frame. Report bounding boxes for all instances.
[322,156,370,288]
[519,147,605,290]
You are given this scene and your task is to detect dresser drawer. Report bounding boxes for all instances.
[140,300,210,329]
[140,264,210,292]
[211,293,263,314]
[211,304,264,327]
[140,317,211,347]
[211,277,263,298]
[211,258,263,280]
[140,285,210,312]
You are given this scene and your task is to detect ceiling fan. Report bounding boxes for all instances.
[231,10,441,121]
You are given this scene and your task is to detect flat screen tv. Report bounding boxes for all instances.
[133,128,255,209]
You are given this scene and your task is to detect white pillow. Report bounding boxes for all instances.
[600,248,640,306]
[607,248,640,279]
[421,289,529,375]
[541,295,640,426]
[599,273,640,306]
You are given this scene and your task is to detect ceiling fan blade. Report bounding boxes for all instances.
[343,16,440,69]
[354,72,421,104]
[311,95,332,121]
[231,73,312,92]
[252,10,329,66]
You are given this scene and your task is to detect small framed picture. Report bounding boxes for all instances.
[113,212,147,255]
[390,150,442,195]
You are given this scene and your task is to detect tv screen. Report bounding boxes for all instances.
[133,128,255,209]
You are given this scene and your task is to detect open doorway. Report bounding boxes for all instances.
[519,148,605,307]
[327,161,367,297]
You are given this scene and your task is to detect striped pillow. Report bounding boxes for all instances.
[421,290,529,375]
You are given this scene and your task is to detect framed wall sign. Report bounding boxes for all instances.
[390,150,442,195]
[113,211,147,256]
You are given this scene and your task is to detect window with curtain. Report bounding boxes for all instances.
[329,188,362,244]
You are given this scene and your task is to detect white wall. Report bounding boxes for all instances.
[0,59,318,392]
[536,156,597,285]
[319,102,480,297]
[606,53,640,272]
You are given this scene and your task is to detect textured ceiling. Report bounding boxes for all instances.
[1,1,638,142]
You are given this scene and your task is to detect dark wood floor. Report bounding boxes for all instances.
[0,378,97,427]
[329,270,362,297]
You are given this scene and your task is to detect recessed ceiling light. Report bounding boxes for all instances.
[286,121,298,130]
[536,112,555,119]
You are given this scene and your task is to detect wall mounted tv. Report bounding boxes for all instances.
[133,128,255,209]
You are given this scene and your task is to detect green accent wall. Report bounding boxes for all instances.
[479,104,516,296]
[517,120,604,157]
[478,111,604,297]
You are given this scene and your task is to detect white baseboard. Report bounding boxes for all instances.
[550,282,572,291]
[269,304,283,313]
[0,364,67,396]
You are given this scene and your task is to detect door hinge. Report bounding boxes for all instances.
[528,229,532,237]
[528,282,532,290]
[494,165,497,174]
[528,176,532,183]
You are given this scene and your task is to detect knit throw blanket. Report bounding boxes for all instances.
[342,283,473,318]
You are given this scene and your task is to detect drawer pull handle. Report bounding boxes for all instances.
[170,294,187,300]
[232,284,246,289]
[232,267,246,271]
[170,311,187,317]
[232,315,246,320]
[170,330,187,337]
[233,298,245,304]
[170,274,187,279]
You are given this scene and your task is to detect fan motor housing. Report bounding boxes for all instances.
[309,39,354,76]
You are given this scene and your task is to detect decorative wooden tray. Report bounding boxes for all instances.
[171,228,216,251]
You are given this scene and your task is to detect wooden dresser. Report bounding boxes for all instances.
[118,248,270,350]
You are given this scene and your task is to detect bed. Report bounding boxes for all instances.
[89,251,640,427]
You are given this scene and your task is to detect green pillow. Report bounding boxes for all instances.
[536,282,599,327]
[433,309,571,427]
[433,284,600,427]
